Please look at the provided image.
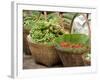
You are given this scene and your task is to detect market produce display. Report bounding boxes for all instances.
[23,10,91,68]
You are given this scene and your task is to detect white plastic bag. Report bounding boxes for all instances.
[71,14,91,36]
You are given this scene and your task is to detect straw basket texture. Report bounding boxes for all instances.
[27,36,61,67]
[56,50,85,67]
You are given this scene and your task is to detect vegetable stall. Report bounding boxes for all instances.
[23,10,91,68]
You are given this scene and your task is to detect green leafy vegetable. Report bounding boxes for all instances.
[30,19,65,44]
[55,34,90,54]
[54,34,90,45]
[23,11,41,30]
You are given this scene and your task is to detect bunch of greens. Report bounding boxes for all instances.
[30,18,65,44]
[23,11,41,30]
[54,34,90,45]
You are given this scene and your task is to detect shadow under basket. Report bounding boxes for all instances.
[27,38,61,67]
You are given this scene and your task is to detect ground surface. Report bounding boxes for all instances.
[23,55,63,69]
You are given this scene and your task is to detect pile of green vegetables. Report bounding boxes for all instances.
[30,14,65,44]
[23,11,78,45]
[23,11,41,30]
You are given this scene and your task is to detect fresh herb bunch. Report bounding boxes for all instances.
[30,19,64,44]
[23,11,41,30]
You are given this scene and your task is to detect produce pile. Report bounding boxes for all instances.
[30,19,65,44]
[23,11,90,49]
[23,11,77,45]
[55,34,90,54]
[60,42,84,48]
[23,11,41,30]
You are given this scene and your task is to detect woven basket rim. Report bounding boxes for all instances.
[55,45,89,54]
[27,35,54,48]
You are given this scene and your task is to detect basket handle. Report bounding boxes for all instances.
[70,13,79,33]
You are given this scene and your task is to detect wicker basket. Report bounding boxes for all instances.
[27,36,61,67]
[56,50,86,67]
[23,28,31,55]
[55,44,90,67]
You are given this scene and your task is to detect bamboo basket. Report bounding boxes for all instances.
[55,14,91,67]
[27,35,61,67]
[57,51,85,67]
